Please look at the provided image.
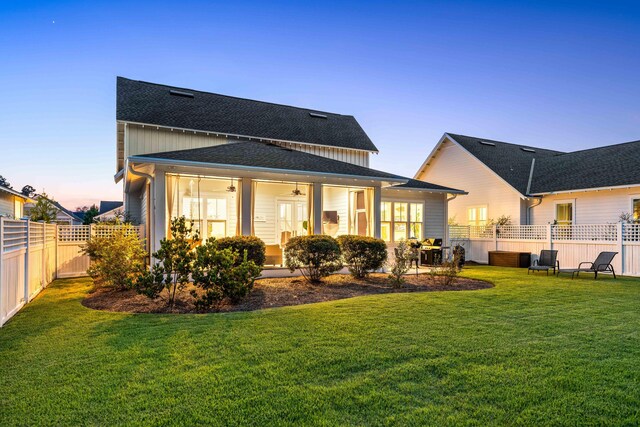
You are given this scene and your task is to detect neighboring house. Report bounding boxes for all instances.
[116,77,464,261]
[24,196,84,225]
[415,133,640,226]
[0,186,32,219]
[95,201,124,222]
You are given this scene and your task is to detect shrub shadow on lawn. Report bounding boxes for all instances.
[82,273,493,315]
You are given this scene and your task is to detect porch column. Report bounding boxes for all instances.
[241,178,253,235]
[373,186,381,239]
[313,182,323,235]
[152,170,166,255]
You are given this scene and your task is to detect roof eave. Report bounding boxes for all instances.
[529,183,640,196]
[128,155,407,186]
[117,120,379,154]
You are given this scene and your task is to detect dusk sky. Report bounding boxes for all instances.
[1,0,639,208]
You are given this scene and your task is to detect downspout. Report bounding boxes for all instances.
[127,162,154,258]
[525,158,541,225]
[444,193,458,248]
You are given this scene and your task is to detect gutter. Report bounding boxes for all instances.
[127,161,154,254]
[128,155,408,186]
[527,197,543,225]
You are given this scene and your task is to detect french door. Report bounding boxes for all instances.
[277,200,307,244]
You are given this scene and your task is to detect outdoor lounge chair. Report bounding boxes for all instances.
[557,251,618,279]
[528,250,559,275]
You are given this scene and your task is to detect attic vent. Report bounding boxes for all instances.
[520,147,536,153]
[169,90,194,98]
[478,140,496,146]
[309,112,328,119]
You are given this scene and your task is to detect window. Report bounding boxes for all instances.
[468,206,487,226]
[381,202,392,242]
[380,201,424,242]
[410,203,423,240]
[555,202,573,225]
[633,198,640,221]
[14,199,22,219]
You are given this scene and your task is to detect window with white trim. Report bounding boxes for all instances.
[467,206,487,226]
[633,198,640,221]
[555,202,573,225]
[380,201,424,242]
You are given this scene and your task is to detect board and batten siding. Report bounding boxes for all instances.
[381,189,447,239]
[416,138,525,225]
[530,187,640,225]
[123,124,370,167]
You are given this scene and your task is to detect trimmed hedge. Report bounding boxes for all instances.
[337,235,388,279]
[284,235,342,283]
[216,236,266,267]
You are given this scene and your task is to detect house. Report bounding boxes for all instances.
[115,77,464,262]
[0,186,31,219]
[24,196,84,225]
[94,201,124,222]
[414,133,640,226]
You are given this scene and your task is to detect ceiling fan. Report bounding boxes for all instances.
[291,182,306,197]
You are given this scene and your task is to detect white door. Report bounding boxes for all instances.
[277,200,307,245]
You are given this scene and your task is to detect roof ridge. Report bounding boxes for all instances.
[544,138,640,157]
[446,132,564,154]
[117,76,351,118]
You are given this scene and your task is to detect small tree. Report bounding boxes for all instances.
[82,205,100,225]
[337,235,387,279]
[30,193,58,223]
[21,185,35,198]
[191,239,261,310]
[284,235,342,283]
[619,212,639,224]
[0,175,11,188]
[135,217,200,308]
[82,225,147,291]
[388,240,411,287]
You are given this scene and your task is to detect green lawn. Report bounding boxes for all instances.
[1,267,639,426]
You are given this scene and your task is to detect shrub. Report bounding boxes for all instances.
[216,235,266,267]
[135,217,200,308]
[337,235,387,279]
[191,239,261,310]
[82,225,147,291]
[284,235,342,283]
[388,240,411,287]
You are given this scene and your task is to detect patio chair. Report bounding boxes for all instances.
[527,250,559,275]
[557,251,618,279]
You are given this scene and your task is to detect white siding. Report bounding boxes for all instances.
[0,193,14,217]
[381,189,447,238]
[531,187,640,225]
[416,138,525,224]
[125,125,227,157]
[322,186,350,237]
[272,141,369,167]
[253,182,309,245]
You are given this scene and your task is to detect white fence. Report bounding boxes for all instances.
[449,223,640,277]
[0,220,144,326]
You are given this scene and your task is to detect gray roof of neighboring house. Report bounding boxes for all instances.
[529,139,640,194]
[447,133,563,195]
[117,77,378,152]
[98,201,123,215]
[135,141,403,181]
[51,200,83,222]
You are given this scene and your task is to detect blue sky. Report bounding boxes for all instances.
[1,0,639,207]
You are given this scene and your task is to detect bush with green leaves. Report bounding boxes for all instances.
[191,239,261,310]
[135,217,200,308]
[82,225,147,291]
[337,235,387,279]
[216,235,266,267]
[388,240,411,287]
[284,235,342,283]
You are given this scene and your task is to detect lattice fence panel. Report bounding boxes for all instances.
[623,224,640,242]
[551,224,617,241]
[497,225,547,240]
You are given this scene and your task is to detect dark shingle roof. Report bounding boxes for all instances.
[447,133,564,195]
[529,139,640,194]
[99,201,123,215]
[51,200,83,222]
[135,141,405,181]
[393,178,465,193]
[117,77,378,152]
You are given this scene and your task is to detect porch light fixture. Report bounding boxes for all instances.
[226,178,236,193]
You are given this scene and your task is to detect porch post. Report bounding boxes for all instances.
[313,182,322,235]
[241,178,253,236]
[373,186,381,239]
[153,170,166,255]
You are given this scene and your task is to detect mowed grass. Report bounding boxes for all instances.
[1,267,639,426]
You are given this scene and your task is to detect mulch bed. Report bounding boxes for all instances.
[82,273,493,314]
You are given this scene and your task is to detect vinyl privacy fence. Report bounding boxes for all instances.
[449,223,640,277]
[0,220,144,326]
